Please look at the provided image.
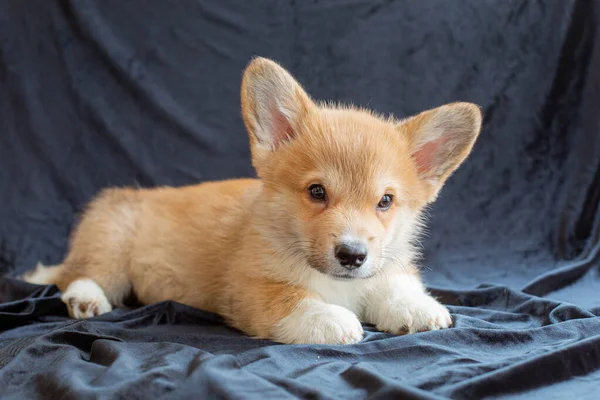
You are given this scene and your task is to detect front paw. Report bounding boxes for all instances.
[274,300,364,345]
[375,294,452,334]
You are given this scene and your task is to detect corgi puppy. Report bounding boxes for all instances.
[23,57,482,345]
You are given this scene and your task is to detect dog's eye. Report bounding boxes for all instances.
[377,194,393,210]
[308,184,327,202]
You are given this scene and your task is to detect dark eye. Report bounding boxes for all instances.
[308,184,327,202]
[377,194,393,210]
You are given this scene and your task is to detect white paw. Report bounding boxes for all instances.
[274,300,364,345]
[375,294,452,334]
[60,279,112,319]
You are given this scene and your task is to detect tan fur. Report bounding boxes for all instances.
[24,57,482,343]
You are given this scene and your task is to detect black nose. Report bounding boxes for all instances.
[335,243,368,269]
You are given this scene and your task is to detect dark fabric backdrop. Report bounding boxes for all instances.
[1,1,599,399]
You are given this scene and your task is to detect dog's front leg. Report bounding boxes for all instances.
[274,298,364,345]
[363,271,452,334]
[226,279,364,345]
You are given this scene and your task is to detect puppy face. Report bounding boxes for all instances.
[241,58,482,280]
[256,109,426,279]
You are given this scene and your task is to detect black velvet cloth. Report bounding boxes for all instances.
[1,1,600,399]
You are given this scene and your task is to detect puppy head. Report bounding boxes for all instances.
[241,57,482,280]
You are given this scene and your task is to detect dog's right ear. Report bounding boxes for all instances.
[399,102,482,203]
[241,57,314,168]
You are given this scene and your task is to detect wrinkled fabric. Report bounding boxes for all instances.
[1,0,599,399]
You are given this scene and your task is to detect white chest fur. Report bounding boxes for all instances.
[304,270,374,315]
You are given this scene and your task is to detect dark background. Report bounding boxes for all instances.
[1,1,599,399]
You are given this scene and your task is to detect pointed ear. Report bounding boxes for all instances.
[241,57,314,168]
[400,102,482,202]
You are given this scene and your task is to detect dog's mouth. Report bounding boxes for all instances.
[329,272,359,280]
[307,257,376,280]
[331,270,378,280]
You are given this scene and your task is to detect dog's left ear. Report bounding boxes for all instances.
[400,102,482,202]
[241,57,315,173]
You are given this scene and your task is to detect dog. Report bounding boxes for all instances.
[23,57,482,344]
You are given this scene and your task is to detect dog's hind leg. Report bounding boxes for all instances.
[25,188,139,319]
[60,278,114,319]
[24,263,119,319]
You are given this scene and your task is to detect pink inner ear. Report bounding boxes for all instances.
[412,135,451,177]
[270,105,295,148]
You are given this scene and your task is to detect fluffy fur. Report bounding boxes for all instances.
[22,57,482,344]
